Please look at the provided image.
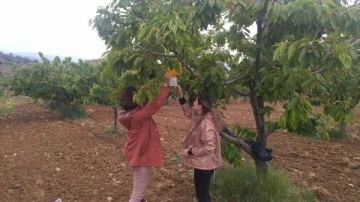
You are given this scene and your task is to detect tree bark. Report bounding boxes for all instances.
[250,0,270,174]
[339,121,347,135]
[113,107,118,130]
[220,127,254,158]
[255,159,268,177]
[221,127,269,178]
[249,82,265,145]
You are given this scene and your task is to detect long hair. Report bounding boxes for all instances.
[118,86,139,111]
[197,94,225,132]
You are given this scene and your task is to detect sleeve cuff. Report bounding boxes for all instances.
[187,148,194,156]
[179,97,186,105]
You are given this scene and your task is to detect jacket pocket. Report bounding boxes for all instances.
[189,155,201,165]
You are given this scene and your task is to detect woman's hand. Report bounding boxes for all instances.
[162,72,171,87]
[176,84,184,98]
[181,149,190,157]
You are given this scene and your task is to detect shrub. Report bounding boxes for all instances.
[44,101,86,119]
[327,128,347,139]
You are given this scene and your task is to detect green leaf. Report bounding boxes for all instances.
[288,43,297,59]
[282,63,292,76]
[287,99,297,110]
[209,0,215,7]
[298,47,307,67]
[290,109,298,130]
[273,43,286,61]
[273,47,280,61]
[137,27,148,41]
[228,150,235,159]
[133,57,143,67]
[338,53,349,68]
[172,25,178,35]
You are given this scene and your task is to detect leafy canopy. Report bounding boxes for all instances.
[92,0,360,141]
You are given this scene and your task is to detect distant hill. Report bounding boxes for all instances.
[0,50,85,63]
[0,50,101,76]
[0,52,33,76]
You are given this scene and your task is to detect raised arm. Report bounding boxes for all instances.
[177,84,193,119]
[133,73,171,122]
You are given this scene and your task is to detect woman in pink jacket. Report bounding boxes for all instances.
[176,85,224,202]
[117,73,171,202]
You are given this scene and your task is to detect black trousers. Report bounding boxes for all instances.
[194,168,215,202]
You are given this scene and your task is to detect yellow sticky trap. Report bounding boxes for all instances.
[168,68,180,77]
[168,62,182,77]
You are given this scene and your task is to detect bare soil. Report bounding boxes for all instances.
[0,100,359,202]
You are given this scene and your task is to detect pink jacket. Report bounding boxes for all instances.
[118,86,170,166]
[181,103,222,170]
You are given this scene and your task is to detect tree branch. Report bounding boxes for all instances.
[134,44,177,57]
[232,87,250,97]
[121,5,148,25]
[220,126,254,158]
[130,6,146,23]
[312,68,326,74]
[249,82,264,134]
[135,44,199,78]
[265,127,277,137]
[316,29,325,39]
[224,75,246,85]
[351,39,360,46]
[273,0,285,5]
[172,50,198,77]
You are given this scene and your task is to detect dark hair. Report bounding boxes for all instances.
[197,93,225,132]
[197,94,213,115]
[119,86,139,111]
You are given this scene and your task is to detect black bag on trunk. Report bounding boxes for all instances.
[245,140,273,162]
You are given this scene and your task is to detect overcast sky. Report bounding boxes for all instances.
[1,0,356,60]
[0,0,111,59]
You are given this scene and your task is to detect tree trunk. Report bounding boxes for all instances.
[221,127,269,177]
[251,0,270,175]
[113,107,118,130]
[255,159,268,177]
[249,90,268,175]
[339,121,347,135]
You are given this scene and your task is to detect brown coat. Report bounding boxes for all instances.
[181,103,222,170]
[118,86,170,166]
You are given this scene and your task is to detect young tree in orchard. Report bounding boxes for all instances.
[92,0,360,174]
[88,60,120,130]
[309,45,360,136]
[318,40,360,135]
[88,60,143,131]
[11,53,99,118]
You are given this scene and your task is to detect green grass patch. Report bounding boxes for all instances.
[0,97,14,116]
[0,89,14,116]
[211,165,315,202]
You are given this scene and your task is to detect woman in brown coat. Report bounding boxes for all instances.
[176,85,224,202]
[118,73,171,202]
